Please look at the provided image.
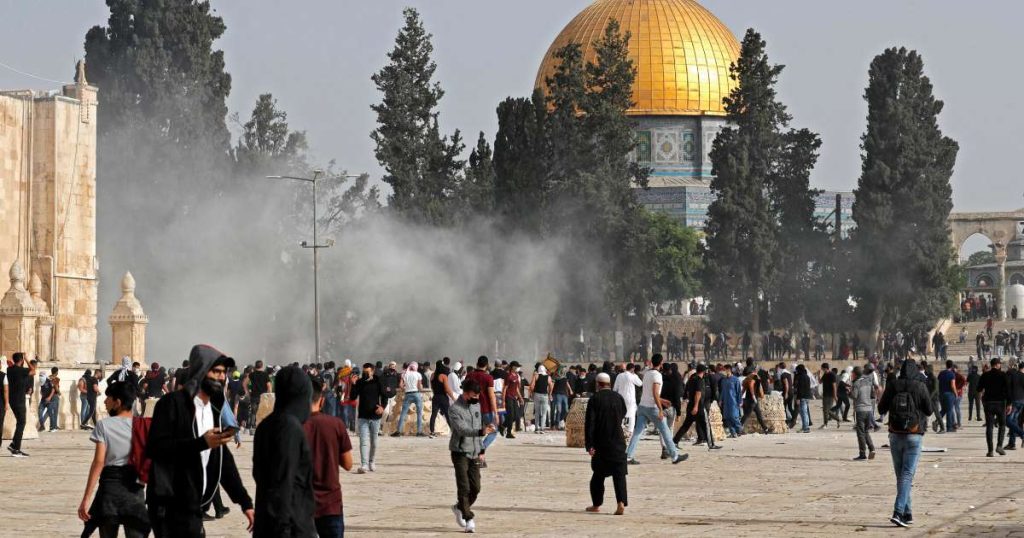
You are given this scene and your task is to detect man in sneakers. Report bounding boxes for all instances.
[612,363,642,434]
[350,363,387,473]
[851,366,879,460]
[878,359,933,528]
[303,375,353,537]
[978,357,1011,456]
[449,378,494,533]
[5,352,35,457]
[624,354,688,465]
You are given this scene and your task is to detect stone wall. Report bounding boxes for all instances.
[0,78,98,364]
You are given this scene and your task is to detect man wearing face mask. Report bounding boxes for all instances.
[350,363,387,472]
[448,378,494,533]
[146,345,254,536]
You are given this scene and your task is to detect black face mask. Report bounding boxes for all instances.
[466,397,480,405]
[362,370,372,379]
[201,377,224,397]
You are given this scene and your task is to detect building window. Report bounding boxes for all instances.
[1011,273,1024,286]
[976,274,993,288]
[636,131,652,163]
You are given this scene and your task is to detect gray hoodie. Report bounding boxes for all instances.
[448,396,484,459]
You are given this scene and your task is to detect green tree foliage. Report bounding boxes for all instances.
[963,250,995,267]
[493,92,548,233]
[705,29,823,335]
[233,93,309,176]
[456,132,496,218]
[84,0,232,153]
[371,7,464,225]
[851,47,959,335]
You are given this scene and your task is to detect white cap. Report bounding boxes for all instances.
[596,372,611,384]
[454,362,462,371]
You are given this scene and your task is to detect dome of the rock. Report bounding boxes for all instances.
[535,0,741,116]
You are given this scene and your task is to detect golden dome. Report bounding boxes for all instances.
[536,0,740,116]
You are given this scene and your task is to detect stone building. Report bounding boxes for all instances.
[535,0,854,234]
[0,63,98,364]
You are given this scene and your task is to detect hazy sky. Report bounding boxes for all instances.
[3,0,1023,219]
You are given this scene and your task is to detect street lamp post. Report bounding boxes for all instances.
[267,170,358,362]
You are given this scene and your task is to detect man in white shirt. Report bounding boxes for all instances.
[612,363,642,433]
[624,354,689,465]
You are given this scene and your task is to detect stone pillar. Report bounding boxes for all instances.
[109,272,148,366]
[0,261,41,360]
[28,272,54,362]
[995,244,1008,321]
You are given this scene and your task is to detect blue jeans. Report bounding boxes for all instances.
[481,412,498,450]
[315,514,344,538]
[357,418,380,466]
[1008,401,1024,443]
[889,433,923,516]
[625,406,678,460]
[941,392,957,432]
[396,392,423,434]
[953,396,963,427]
[799,399,811,431]
[552,394,570,427]
[79,394,91,426]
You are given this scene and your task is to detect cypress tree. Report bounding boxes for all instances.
[371,7,464,225]
[852,48,959,340]
[492,91,548,233]
[704,29,789,336]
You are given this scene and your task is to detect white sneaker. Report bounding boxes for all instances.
[452,505,466,528]
[369,462,377,472]
[356,467,367,474]
[465,519,476,533]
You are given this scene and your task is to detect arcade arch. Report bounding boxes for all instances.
[949,208,1024,320]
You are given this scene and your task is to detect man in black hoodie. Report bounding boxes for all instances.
[253,365,315,537]
[147,345,254,536]
[878,359,932,528]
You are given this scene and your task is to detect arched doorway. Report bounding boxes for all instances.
[949,208,1024,320]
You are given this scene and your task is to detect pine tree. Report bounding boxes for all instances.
[371,7,464,225]
[233,93,308,176]
[851,47,959,340]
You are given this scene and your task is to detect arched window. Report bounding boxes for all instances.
[1010,273,1024,286]
[976,274,994,288]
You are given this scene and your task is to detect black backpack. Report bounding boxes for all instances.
[40,377,54,399]
[889,381,920,434]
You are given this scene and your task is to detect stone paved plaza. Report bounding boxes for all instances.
[2,400,1022,537]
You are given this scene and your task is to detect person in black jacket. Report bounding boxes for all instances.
[878,359,933,528]
[253,365,315,537]
[146,345,253,537]
[585,373,627,515]
[978,357,1011,457]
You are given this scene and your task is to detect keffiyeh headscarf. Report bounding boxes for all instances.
[116,356,132,382]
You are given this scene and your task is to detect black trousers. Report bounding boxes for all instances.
[502,396,522,435]
[451,452,481,521]
[984,401,1006,452]
[430,395,450,434]
[589,457,627,507]
[968,394,981,420]
[10,403,26,451]
[673,405,714,445]
[149,504,204,538]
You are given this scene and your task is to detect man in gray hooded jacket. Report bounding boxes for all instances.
[448,378,495,533]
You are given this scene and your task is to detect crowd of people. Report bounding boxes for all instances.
[3,327,1024,535]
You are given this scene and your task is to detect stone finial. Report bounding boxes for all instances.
[75,60,88,85]
[27,272,50,314]
[122,271,136,294]
[9,260,25,289]
[1,261,39,316]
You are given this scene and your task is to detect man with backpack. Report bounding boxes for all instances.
[39,366,60,432]
[878,359,933,528]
